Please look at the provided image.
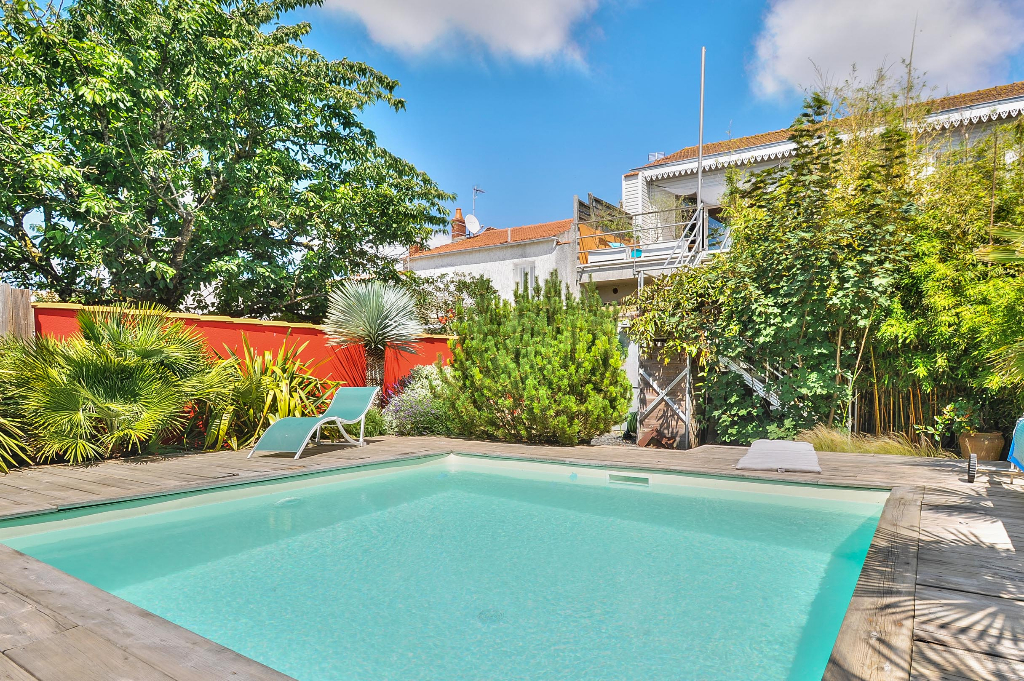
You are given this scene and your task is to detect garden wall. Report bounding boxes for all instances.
[33,303,453,393]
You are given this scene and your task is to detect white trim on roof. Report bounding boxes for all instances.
[923,96,1024,130]
[641,140,797,182]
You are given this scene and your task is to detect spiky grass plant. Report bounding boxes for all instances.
[201,335,337,450]
[796,425,955,457]
[0,348,32,472]
[323,280,423,394]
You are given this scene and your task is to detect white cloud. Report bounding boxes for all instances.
[752,0,1024,97]
[325,0,601,61]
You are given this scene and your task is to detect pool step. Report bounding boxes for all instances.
[608,473,650,487]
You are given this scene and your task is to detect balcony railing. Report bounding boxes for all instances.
[576,205,730,269]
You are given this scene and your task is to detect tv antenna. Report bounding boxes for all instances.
[465,213,482,236]
[472,185,486,215]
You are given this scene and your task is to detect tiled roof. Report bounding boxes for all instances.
[409,219,572,258]
[640,129,790,169]
[637,80,1024,173]
[926,81,1024,113]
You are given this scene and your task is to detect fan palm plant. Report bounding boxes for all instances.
[323,280,424,396]
[4,305,229,463]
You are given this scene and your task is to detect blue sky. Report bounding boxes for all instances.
[291,0,1024,235]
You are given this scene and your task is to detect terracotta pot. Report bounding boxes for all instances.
[958,432,1004,461]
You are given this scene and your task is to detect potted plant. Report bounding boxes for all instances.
[933,400,1004,461]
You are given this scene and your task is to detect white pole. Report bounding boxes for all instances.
[696,46,706,248]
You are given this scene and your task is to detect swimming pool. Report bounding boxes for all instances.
[0,454,886,681]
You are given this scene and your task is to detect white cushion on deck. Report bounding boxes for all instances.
[735,439,821,473]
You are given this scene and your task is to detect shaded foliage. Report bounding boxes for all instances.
[403,272,496,335]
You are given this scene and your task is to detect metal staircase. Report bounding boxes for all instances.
[718,356,783,410]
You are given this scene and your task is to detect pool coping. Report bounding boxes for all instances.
[823,486,922,680]
[0,448,922,681]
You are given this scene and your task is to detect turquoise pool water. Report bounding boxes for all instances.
[0,457,883,681]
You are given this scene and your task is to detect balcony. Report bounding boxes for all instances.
[576,205,729,281]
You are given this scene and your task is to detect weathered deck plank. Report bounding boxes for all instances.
[5,626,177,681]
[823,486,922,681]
[0,548,293,681]
[911,640,1024,680]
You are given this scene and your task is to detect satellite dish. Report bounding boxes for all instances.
[465,214,482,235]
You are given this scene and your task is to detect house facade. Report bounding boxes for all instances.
[586,81,1024,307]
[404,209,577,300]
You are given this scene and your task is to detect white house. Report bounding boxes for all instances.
[573,80,1024,306]
[404,209,578,300]
[622,81,1024,217]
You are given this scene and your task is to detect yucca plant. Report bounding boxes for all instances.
[323,280,423,397]
[202,334,337,450]
[3,305,227,464]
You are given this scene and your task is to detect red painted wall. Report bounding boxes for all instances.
[33,305,452,393]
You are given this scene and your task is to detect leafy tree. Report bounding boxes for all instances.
[402,271,496,334]
[0,0,451,319]
[323,280,423,397]
[630,76,1024,445]
[442,274,631,445]
[634,92,913,442]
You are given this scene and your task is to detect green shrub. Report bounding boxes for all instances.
[1,305,228,464]
[441,274,632,445]
[343,407,388,439]
[383,365,455,436]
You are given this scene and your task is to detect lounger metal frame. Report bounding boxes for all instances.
[247,387,378,460]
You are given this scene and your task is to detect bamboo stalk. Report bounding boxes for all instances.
[870,347,880,435]
[899,392,905,434]
[908,387,916,436]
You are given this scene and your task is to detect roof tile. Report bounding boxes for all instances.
[410,219,572,258]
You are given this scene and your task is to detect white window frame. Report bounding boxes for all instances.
[514,262,536,292]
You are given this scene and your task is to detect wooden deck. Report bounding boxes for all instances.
[0,436,1020,680]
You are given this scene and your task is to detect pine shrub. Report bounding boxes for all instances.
[441,274,631,445]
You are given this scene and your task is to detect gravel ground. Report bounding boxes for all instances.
[589,432,638,447]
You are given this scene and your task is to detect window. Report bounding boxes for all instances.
[514,263,536,292]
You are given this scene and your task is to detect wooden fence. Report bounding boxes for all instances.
[0,284,34,340]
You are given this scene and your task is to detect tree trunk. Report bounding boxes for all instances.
[365,347,386,404]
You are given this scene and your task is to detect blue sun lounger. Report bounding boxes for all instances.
[248,386,379,460]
